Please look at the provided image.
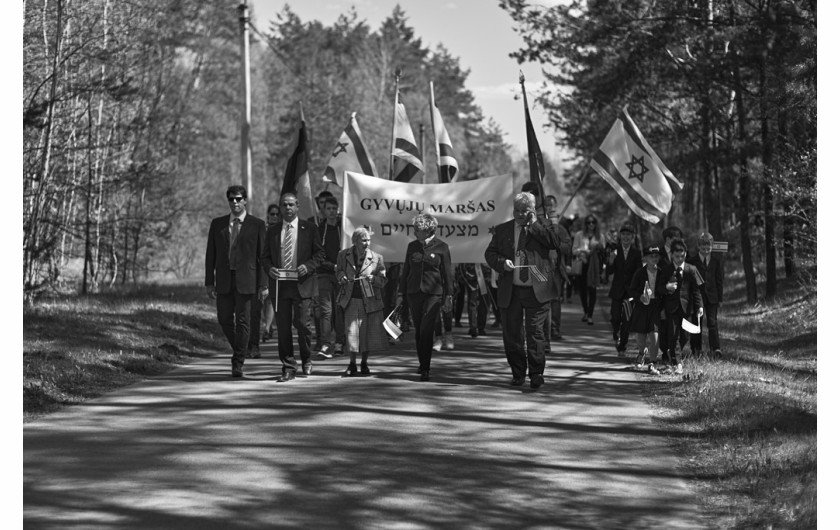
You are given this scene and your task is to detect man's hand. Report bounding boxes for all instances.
[206,286,216,299]
[297,264,308,276]
[338,273,350,285]
[503,259,515,271]
[395,294,404,308]
[269,267,282,280]
[259,287,269,302]
[698,306,704,319]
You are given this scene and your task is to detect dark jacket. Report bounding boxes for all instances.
[484,219,561,308]
[261,217,325,299]
[399,237,453,298]
[606,246,642,300]
[205,213,268,295]
[687,253,723,305]
[657,261,704,318]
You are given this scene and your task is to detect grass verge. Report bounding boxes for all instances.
[23,282,222,422]
[642,267,816,529]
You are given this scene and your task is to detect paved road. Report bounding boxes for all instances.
[24,303,708,529]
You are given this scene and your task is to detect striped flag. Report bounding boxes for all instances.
[429,81,459,183]
[590,108,683,224]
[322,112,378,188]
[391,92,424,183]
[280,107,317,222]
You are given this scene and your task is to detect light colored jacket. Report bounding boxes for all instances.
[335,247,387,313]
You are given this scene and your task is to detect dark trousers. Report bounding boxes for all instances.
[216,272,252,369]
[466,289,488,331]
[500,286,550,380]
[663,311,688,365]
[407,293,441,372]
[689,302,719,353]
[453,278,467,325]
[577,274,596,317]
[273,281,313,374]
[609,297,630,350]
[248,294,261,351]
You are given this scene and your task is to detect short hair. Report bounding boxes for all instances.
[412,212,438,232]
[698,232,714,243]
[317,190,334,200]
[279,192,298,205]
[662,226,683,241]
[513,192,536,211]
[323,196,339,208]
[226,185,247,199]
[351,225,373,244]
[670,238,687,252]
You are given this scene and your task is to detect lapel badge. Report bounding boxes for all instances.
[430,253,435,259]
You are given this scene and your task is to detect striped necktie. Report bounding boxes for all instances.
[282,223,294,270]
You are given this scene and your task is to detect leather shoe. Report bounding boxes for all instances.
[231,367,244,378]
[343,362,357,377]
[278,371,295,382]
[360,362,370,375]
[530,374,544,389]
[419,371,430,381]
[510,377,525,386]
[302,364,313,376]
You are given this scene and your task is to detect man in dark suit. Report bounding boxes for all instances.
[261,192,325,382]
[205,185,268,378]
[687,232,724,358]
[606,223,642,358]
[656,238,703,375]
[485,192,562,390]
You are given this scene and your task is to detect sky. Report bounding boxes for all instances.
[248,0,566,168]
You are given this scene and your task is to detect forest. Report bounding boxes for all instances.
[22,0,816,301]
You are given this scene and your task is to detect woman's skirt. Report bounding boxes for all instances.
[343,298,388,353]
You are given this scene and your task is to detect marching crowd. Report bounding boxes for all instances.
[205,184,724,388]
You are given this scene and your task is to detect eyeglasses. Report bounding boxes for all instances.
[228,197,245,203]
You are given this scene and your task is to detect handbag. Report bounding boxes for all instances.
[571,257,584,276]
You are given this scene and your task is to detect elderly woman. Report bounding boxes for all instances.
[572,214,606,325]
[335,226,388,376]
[396,212,454,382]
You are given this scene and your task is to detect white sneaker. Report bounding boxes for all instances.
[444,332,455,350]
[316,344,333,359]
[432,337,443,351]
[648,364,661,376]
[675,363,683,375]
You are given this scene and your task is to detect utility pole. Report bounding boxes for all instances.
[238,3,253,197]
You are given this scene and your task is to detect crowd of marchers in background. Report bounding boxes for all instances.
[205,184,723,387]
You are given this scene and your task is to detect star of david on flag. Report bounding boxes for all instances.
[323,112,378,187]
[589,108,683,223]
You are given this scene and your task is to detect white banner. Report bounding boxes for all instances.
[341,172,512,263]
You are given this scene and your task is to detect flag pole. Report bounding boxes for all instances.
[519,71,547,220]
[389,68,401,180]
[428,81,438,184]
[556,164,591,218]
[238,3,253,198]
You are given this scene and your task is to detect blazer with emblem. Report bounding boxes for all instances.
[260,217,325,299]
[657,261,704,318]
[205,214,268,296]
[484,219,561,308]
[606,246,643,300]
[398,237,453,298]
[687,253,723,305]
[335,247,387,313]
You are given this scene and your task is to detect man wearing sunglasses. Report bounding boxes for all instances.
[205,185,269,378]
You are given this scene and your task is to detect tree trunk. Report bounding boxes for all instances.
[759,50,777,300]
[733,53,757,304]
